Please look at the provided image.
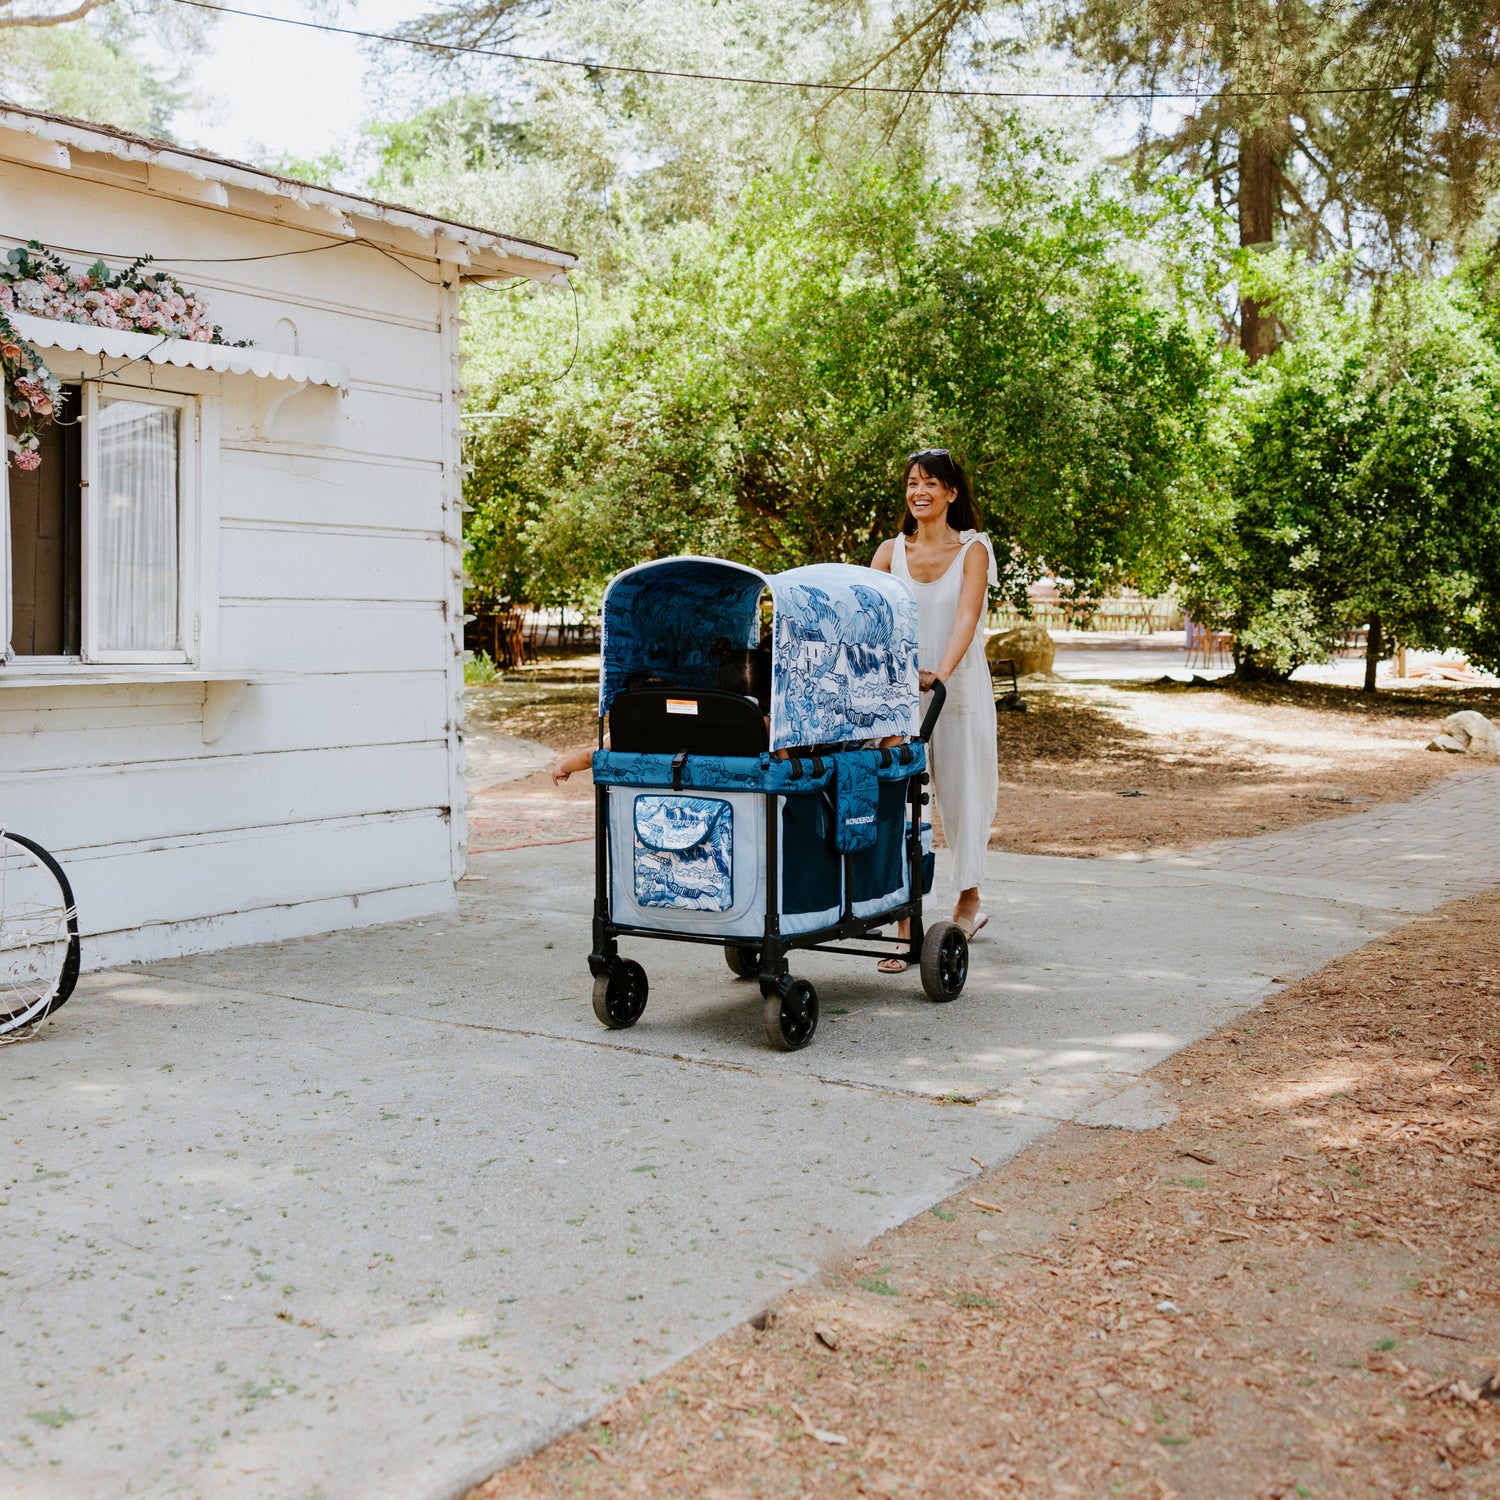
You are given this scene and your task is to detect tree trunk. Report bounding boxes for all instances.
[1238,131,1278,365]
[1363,614,1383,694]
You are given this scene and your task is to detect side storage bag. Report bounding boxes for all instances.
[633,795,734,911]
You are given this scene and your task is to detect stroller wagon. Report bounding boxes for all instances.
[588,556,970,1051]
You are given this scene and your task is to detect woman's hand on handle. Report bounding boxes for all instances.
[918,669,942,691]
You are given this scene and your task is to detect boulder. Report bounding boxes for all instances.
[1430,710,1500,757]
[986,622,1055,678]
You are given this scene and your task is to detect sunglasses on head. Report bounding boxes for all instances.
[907,447,951,464]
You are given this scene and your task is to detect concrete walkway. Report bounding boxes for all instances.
[6,768,1500,1500]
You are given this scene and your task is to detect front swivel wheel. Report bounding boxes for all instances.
[762,977,818,1051]
[592,958,649,1029]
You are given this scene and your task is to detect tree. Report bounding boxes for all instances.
[1180,263,1500,687]
[0,4,195,133]
[0,0,113,28]
[460,146,1217,607]
[798,0,1500,362]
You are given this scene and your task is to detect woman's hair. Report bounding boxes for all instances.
[900,448,981,536]
[711,638,772,714]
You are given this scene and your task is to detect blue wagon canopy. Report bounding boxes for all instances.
[599,557,920,752]
[599,557,766,717]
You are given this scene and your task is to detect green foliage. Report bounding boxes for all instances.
[1180,262,1500,679]
[0,12,187,135]
[461,145,1216,607]
[464,650,499,685]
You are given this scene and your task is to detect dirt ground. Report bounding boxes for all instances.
[467,889,1500,1500]
[468,672,1494,858]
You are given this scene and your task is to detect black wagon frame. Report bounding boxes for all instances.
[587,681,968,1050]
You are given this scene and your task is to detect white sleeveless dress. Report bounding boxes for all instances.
[891,531,999,893]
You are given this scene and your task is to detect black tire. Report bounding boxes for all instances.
[919,922,968,1003]
[724,944,762,980]
[592,958,648,1029]
[763,978,818,1051]
[0,831,80,1037]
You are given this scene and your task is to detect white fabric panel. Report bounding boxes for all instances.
[607,787,766,939]
[96,398,179,652]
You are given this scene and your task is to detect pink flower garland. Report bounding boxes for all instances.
[1,240,250,470]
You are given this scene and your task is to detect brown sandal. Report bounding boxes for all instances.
[877,957,910,974]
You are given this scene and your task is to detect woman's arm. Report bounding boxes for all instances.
[920,544,989,688]
[871,538,896,573]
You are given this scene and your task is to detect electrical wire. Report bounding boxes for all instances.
[0,228,550,294]
[170,0,1433,102]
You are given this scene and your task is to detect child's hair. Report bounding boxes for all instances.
[711,638,772,713]
[623,669,669,691]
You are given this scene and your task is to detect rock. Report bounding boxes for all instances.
[1429,734,1469,754]
[1437,710,1500,756]
[986,622,1055,678]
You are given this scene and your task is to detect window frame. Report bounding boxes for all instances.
[3,379,201,668]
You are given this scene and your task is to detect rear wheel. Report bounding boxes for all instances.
[0,832,80,1038]
[592,958,649,1029]
[762,978,818,1051]
[919,922,968,1003]
[724,944,761,980]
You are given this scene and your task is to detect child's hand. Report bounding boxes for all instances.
[550,761,571,785]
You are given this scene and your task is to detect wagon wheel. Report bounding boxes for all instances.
[920,922,968,1003]
[724,944,761,980]
[592,959,649,1029]
[763,978,818,1051]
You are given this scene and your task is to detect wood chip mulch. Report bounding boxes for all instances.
[468,889,1500,1499]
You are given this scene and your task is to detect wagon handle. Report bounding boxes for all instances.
[919,678,947,742]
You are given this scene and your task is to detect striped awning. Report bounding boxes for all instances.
[7,311,348,389]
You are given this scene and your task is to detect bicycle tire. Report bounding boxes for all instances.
[0,831,80,1037]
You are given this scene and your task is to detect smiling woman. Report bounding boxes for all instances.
[872,449,998,966]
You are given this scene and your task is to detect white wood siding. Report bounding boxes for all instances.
[0,157,473,966]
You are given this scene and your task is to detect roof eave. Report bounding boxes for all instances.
[0,103,578,282]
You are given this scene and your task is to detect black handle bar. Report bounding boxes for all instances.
[919,677,947,742]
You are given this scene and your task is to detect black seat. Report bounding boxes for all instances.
[609,688,769,757]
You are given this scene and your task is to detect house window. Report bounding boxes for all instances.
[4,382,195,664]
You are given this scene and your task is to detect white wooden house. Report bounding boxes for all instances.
[0,105,575,968]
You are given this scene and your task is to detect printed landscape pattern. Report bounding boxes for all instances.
[768,565,920,751]
[632,794,734,911]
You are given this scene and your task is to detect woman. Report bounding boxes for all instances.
[872,448,998,970]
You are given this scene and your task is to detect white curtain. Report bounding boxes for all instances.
[96,399,179,653]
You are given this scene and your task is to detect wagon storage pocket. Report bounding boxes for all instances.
[632,795,734,911]
[831,752,879,853]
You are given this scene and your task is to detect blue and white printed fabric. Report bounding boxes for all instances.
[831,751,880,853]
[632,794,734,911]
[767,564,919,752]
[593,744,925,794]
[599,557,768,717]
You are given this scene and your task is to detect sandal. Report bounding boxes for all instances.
[877,957,910,974]
[953,913,988,939]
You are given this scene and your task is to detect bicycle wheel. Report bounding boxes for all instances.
[0,831,80,1037]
